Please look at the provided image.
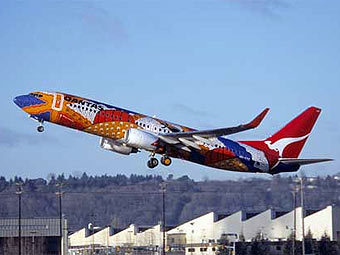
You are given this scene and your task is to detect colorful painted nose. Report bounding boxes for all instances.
[13,94,44,108]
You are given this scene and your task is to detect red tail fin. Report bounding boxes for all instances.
[242,107,321,159]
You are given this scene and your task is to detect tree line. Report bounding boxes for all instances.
[0,173,340,232]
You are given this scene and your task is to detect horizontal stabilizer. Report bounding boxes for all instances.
[279,158,333,166]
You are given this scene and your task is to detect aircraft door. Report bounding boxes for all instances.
[52,93,64,111]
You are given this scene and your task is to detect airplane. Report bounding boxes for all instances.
[13,91,332,174]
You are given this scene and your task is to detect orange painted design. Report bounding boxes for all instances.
[209,158,248,171]
[85,121,138,139]
[60,106,92,128]
[22,93,54,115]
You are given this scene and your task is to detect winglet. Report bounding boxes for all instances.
[245,108,270,128]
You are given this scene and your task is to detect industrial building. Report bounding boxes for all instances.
[0,217,68,255]
[68,205,340,254]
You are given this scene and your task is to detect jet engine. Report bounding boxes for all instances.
[124,128,159,151]
[100,137,137,155]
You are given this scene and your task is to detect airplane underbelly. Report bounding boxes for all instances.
[208,158,250,172]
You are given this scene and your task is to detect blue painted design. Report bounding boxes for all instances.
[189,150,205,164]
[13,95,45,108]
[93,100,139,115]
[31,112,51,122]
[271,162,300,174]
[218,137,255,171]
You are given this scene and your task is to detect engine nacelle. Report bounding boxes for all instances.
[124,128,158,151]
[100,138,137,155]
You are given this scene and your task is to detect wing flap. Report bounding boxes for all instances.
[159,135,180,145]
[178,138,201,150]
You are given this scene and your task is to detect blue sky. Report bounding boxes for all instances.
[0,0,339,181]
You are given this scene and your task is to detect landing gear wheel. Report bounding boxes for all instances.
[37,125,44,133]
[161,156,172,166]
[147,158,159,169]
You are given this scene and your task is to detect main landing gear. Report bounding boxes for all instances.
[147,157,159,169]
[147,154,172,169]
[161,156,172,166]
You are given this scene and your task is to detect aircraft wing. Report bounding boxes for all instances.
[158,108,269,150]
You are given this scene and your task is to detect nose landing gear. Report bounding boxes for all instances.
[37,121,44,133]
[37,125,44,132]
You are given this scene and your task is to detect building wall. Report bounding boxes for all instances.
[69,227,112,247]
[0,236,60,255]
[135,224,161,247]
[91,227,110,247]
[270,208,302,241]
[66,205,340,254]
[0,218,61,237]
[304,205,333,240]
[168,212,215,244]
[242,209,273,241]
[109,224,137,247]
[332,206,340,241]
[213,211,243,241]
[0,218,66,255]
[167,233,186,248]
[185,245,217,255]
[68,228,89,247]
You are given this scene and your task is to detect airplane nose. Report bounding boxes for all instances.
[13,94,44,108]
[13,95,28,108]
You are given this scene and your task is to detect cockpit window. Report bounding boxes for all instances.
[29,93,43,98]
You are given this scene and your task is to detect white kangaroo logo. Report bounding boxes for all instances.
[264,134,310,157]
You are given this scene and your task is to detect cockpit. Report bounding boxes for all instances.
[29,92,43,98]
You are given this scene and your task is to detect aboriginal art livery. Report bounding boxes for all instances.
[13,91,332,174]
